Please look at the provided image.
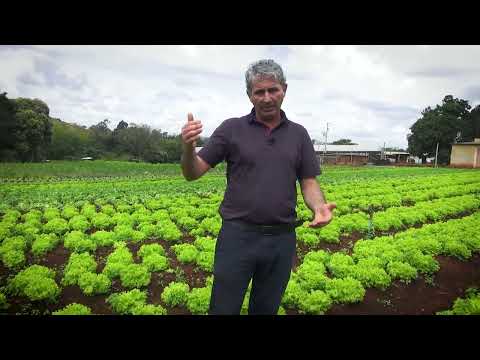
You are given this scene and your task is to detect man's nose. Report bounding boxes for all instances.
[263,92,272,102]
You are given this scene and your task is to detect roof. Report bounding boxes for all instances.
[384,151,410,155]
[452,142,480,146]
[452,138,480,145]
[197,145,387,153]
[313,144,382,152]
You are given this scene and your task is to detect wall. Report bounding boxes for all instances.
[450,145,477,168]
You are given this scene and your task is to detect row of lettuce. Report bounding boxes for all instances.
[1,186,479,270]
[1,210,479,315]
[281,211,480,314]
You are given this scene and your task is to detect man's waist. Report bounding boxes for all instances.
[224,219,303,235]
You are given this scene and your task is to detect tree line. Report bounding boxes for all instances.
[0,92,206,163]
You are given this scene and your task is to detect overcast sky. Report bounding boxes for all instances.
[1,45,480,149]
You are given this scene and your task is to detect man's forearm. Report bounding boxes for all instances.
[301,179,326,213]
[181,147,202,181]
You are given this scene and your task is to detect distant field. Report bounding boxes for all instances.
[0,162,479,315]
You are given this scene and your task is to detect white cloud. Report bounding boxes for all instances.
[1,45,480,149]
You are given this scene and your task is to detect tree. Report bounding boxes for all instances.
[13,109,52,162]
[384,147,407,152]
[330,138,357,145]
[466,105,480,139]
[407,95,472,164]
[47,119,92,160]
[89,119,113,154]
[14,98,50,117]
[0,92,18,160]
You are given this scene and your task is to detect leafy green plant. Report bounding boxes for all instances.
[298,290,332,315]
[161,282,190,307]
[7,265,60,302]
[296,261,329,291]
[68,215,90,232]
[172,243,198,264]
[281,279,307,309]
[90,230,115,247]
[78,272,111,295]
[91,213,115,230]
[102,243,134,279]
[53,303,92,315]
[386,261,417,283]
[0,236,27,269]
[327,253,355,278]
[324,277,365,304]
[64,230,97,253]
[131,304,167,315]
[186,286,211,315]
[107,289,147,314]
[437,288,480,315]
[43,218,69,235]
[31,233,60,257]
[43,208,61,221]
[62,252,97,286]
[142,253,169,272]
[193,236,216,252]
[0,292,9,310]
[119,264,151,288]
[196,251,214,272]
[61,205,79,220]
[138,243,165,258]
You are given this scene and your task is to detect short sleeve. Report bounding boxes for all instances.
[297,127,321,180]
[197,120,230,168]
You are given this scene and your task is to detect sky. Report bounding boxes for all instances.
[1,45,480,150]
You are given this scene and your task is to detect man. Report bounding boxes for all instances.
[181,59,336,315]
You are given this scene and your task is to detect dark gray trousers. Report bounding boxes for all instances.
[208,220,296,315]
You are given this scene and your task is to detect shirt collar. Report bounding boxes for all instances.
[247,107,289,127]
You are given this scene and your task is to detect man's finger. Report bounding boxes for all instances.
[188,113,194,122]
[183,124,202,134]
[327,203,337,211]
[184,129,203,139]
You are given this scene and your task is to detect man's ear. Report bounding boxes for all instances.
[283,83,288,94]
[247,91,254,104]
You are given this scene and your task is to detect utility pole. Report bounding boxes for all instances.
[321,122,329,164]
[324,122,329,156]
[434,142,439,168]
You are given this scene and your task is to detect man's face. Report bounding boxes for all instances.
[249,77,287,122]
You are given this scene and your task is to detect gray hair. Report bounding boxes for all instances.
[245,59,286,97]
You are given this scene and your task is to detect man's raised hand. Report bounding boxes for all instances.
[181,113,203,149]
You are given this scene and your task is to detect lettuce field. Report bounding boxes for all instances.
[0,161,479,315]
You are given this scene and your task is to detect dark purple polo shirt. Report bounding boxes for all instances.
[198,108,321,225]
